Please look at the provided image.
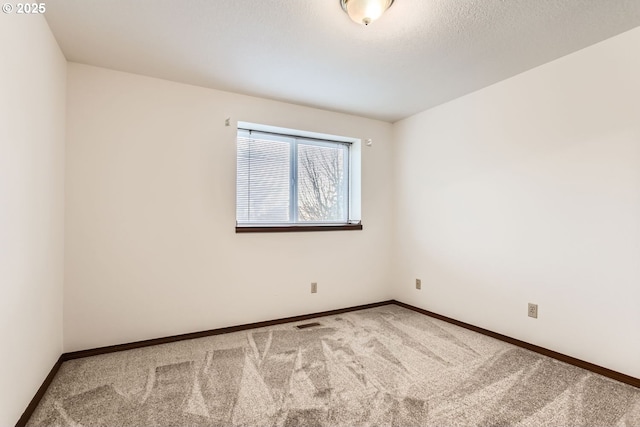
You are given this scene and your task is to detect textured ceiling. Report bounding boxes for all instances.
[44,0,640,122]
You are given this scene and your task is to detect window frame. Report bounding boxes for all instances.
[235,123,362,233]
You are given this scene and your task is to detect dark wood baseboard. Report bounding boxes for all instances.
[392,299,640,388]
[16,298,639,426]
[15,356,64,427]
[61,300,394,361]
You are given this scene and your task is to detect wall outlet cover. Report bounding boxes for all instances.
[528,303,538,318]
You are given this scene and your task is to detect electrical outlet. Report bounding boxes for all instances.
[311,282,317,294]
[528,303,538,319]
[416,279,421,290]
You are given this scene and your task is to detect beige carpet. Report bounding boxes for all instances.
[27,305,640,426]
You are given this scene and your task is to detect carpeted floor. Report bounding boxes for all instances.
[27,305,640,426]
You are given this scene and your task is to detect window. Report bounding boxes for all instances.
[236,123,361,232]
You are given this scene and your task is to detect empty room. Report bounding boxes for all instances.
[2,0,640,426]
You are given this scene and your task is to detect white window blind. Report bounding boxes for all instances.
[236,129,351,226]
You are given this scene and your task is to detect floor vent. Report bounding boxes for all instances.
[296,322,321,329]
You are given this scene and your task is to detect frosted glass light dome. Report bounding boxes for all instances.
[340,0,395,26]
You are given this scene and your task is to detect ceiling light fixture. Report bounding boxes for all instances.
[340,0,394,26]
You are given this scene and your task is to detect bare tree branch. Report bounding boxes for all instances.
[298,145,345,222]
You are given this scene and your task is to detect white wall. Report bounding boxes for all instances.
[393,27,640,378]
[0,15,66,426]
[64,63,394,352]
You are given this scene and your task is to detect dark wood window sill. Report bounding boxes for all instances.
[236,224,363,233]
